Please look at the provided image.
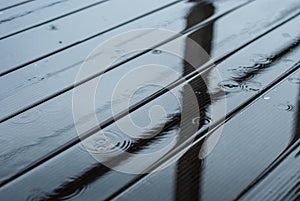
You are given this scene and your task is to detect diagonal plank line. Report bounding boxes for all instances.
[0,0,110,40]
[0,0,36,12]
[0,0,298,124]
[0,6,299,188]
[0,0,255,122]
[0,0,186,77]
[108,61,300,201]
[233,127,300,199]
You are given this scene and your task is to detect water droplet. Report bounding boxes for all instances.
[58,41,62,44]
[203,118,211,125]
[192,117,200,124]
[288,77,300,84]
[27,76,37,81]
[152,49,162,54]
[263,96,271,100]
[80,130,132,155]
[229,66,249,77]
[241,81,262,92]
[49,24,58,31]
[276,104,295,112]
[192,117,211,125]
[12,109,41,124]
[218,80,241,93]
[255,56,272,65]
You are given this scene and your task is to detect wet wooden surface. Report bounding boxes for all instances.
[0,0,299,200]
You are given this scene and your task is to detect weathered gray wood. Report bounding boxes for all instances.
[238,140,300,201]
[0,0,183,75]
[0,0,35,11]
[112,68,300,201]
[1,0,297,123]
[1,4,300,199]
[0,0,249,183]
[0,0,249,122]
[0,0,108,40]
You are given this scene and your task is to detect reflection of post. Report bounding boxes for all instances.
[289,88,300,147]
[176,1,215,201]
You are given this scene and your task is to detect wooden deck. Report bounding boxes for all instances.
[0,0,299,200]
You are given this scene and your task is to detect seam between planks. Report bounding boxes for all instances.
[0,0,255,123]
[0,0,36,12]
[0,0,109,40]
[233,135,300,200]
[0,0,186,77]
[0,6,298,188]
[108,61,300,201]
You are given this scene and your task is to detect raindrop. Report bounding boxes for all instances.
[58,41,62,44]
[276,104,295,112]
[263,96,271,100]
[255,56,272,65]
[192,117,200,125]
[192,117,211,125]
[80,130,132,155]
[12,109,41,124]
[152,49,162,54]
[241,81,262,92]
[288,77,300,84]
[203,118,211,125]
[49,24,58,31]
[27,76,37,81]
[218,80,241,92]
[229,66,249,77]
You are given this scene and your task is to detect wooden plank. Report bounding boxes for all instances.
[238,140,300,201]
[0,0,296,122]
[0,0,250,122]
[1,9,300,200]
[0,0,184,76]
[0,0,108,40]
[0,0,249,182]
[0,0,298,181]
[0,0,35,12]
[111,68,300,201]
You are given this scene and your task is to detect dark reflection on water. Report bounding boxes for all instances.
[28,1,300,200]
[286,88,300,148]
[30,1,218,200]
[176,1,214,200]
[35,127,178,200]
